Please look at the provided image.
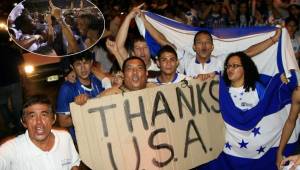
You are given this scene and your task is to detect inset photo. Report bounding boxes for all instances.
[8,0,105,57]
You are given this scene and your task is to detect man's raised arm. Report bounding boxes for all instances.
[115,4,145,60]
[139,11,174,48]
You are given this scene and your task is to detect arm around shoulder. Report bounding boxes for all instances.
[98,87,122,97]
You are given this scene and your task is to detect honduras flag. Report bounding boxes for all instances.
[135,11,300,169]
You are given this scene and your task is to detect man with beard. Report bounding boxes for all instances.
[0,94,80,170]
[56,51,105,141]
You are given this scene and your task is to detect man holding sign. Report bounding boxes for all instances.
[99,56,157,97]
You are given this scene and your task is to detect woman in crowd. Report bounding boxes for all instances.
[200,51,298,170]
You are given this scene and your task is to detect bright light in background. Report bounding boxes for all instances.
[13,3,18,6]
[0,22,8,31]
[24,65,34,74]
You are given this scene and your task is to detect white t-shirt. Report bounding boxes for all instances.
[176,49,226,77]
[18,34,47,52]
[229,86,260,111]
[148,59,160,71]
[146,59,160,82]
[151,73,190,85]
[0,129,80,170]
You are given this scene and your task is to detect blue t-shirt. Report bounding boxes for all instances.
[56,74,104,114]
[56,74,104,141]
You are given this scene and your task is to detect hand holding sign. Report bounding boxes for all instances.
[74,94,89,106]
[71,78,224,170]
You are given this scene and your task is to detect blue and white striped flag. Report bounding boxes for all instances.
[135,11,300,170]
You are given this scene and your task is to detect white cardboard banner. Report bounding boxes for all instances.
[71,79,225,170]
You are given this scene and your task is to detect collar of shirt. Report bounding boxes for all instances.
[195,57,211,64]
[24,130,59,157]
[156,73,179,84]
[75,74,101,96]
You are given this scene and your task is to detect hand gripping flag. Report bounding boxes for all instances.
[135,11,300,170]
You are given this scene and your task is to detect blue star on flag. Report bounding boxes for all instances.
[256,146,265,154]
[225,142,232,150]
[252,127,261,137]
[238,139,248,149]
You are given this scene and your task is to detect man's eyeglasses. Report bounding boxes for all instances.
[225,64,243,69]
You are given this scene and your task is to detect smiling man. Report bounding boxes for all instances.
[115,4,160,75]
[0,94,80,170]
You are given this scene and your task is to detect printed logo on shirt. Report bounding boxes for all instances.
[241,102,253,108]
[61,158,72,166]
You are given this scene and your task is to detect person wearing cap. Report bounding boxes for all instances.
[0,94,80,170]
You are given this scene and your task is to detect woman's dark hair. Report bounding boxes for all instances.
[223,51,259,92]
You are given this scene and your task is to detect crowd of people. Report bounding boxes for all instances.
[8,0,104,56]
[84,0,300,78]
[1,0,300,169]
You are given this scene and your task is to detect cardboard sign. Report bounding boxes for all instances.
[70,79,225,170]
